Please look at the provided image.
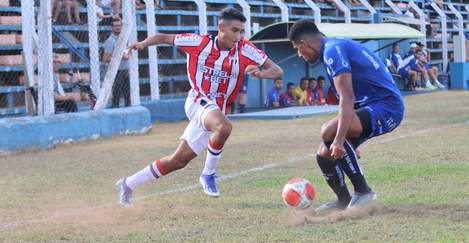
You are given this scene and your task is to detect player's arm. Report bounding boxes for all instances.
[331,72,354,159]
[246,59,283,79]
[127,33,176,56]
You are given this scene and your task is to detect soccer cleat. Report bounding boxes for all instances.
[314,200,348,214]
[347,191,377,209]
[199,173,220,197]
[115,178,133,206]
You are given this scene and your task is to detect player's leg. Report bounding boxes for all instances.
[116,139,197,205]
[315,110,374,212]
[199,108,232,197]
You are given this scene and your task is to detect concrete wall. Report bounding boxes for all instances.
[0,106,152,153]
[142,98,186,122]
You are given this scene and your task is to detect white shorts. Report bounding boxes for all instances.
[180,96,219,155]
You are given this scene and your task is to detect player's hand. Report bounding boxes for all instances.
[125,42,146,58]
[245,65,261,78]
[330,141,345,159]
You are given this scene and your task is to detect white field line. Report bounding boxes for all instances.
[1,120,468,231]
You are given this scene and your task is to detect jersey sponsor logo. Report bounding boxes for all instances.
[361,50,380,70]
[207,92,228,100]
[335,46,349,68]
[241,43,265,63]
[198,65,236,84]
[176,34,202,46]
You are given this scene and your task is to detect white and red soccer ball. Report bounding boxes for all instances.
[282,178,315,210]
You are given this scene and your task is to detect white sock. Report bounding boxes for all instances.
[202,140,223,176]
[126,160,164,190]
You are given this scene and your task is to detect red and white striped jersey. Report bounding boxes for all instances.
[174,33,267,113]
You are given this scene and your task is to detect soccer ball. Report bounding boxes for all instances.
[282,178,315,210]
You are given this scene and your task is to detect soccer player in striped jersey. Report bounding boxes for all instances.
[115,8,283,205]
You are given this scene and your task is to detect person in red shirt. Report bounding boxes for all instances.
[116,8,283,205]
[316,76,327,105]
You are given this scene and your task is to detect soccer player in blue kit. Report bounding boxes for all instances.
[288,20,405,212]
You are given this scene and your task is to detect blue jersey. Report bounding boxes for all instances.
[397,55,420,73]
[265,88,281,107]
[321,38,402,107]
[389,53,403,70]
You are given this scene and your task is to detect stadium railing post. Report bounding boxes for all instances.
[408,1,426,48]
[145,0,160,101]
[193,0,207,35]
[37,0,55,115]
[86,0,101,96]
[272,0,289,22]
[448,4,466,63]
[431,2,448,73]
[304,0,322,24]
[236,0,252,38]
[123,0,140,106]
[332,0,351,24]
[20,0,36,115]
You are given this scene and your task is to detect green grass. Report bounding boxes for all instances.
[1,91,469,242]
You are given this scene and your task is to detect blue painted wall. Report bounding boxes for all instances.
[0,106,152,153]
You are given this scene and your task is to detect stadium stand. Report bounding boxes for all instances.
[1,0,469,117]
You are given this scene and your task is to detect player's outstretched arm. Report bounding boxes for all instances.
[246,59,283,79]
[330,72,355,159]
[126,33,176,57]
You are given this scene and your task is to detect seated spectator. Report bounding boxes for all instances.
[53,0,82,24]
[294,77,311,106]
[265,78,283,108]
[316,76,327,105]
[280,82,296,107]
[95,5,113,24]
[97,0,120,17]
[309,78,319,105]
[326,86,339,105]
[389,43,403,72]
[52,54,80,113]
[416,42,444,89]
[414,49,436,90]
[397,48,420,91]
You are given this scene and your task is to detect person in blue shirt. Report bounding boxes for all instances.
[397,50,420,91]
[265,78,283,108]
[289,20,405,212]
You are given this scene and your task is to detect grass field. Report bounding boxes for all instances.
[1,91,469,242]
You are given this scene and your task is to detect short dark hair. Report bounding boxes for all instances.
[287,82,295,88]
[317,75,326,82]
[309,77,316,82]
[220,8,246,23]
[288,19,321,42]
[300,77,309,82]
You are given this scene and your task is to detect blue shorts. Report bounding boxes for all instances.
[397,68,409,80]
[363,97,404,138]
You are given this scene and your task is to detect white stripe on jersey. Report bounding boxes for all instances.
[190,38,213,97]
[209,51,229,100]
[222,45,240,113]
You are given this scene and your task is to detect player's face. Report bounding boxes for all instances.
[112,21,122,35]
[310,80,317,89]
[218,20,245,50]
[274,79,283,89]
[292,39,320,63]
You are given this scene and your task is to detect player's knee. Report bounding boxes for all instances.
[317,143,331,158]
[320,124,334,142]
[216,120,232,138]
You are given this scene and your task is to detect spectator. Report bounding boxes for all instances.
[389,43,403,72]
[280,82,296,107]
[52,0,82,24]
[309,77,319,105]
[52,54,80,113]
[265,78,283,108]
[316,76,327,105]
[103,17,130,108]
[95,5,113,24]
[414,49,436,90]
[397,49,420,91]
[97,0,120,17]
[294,77,310,106]
[416,42,445,89]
